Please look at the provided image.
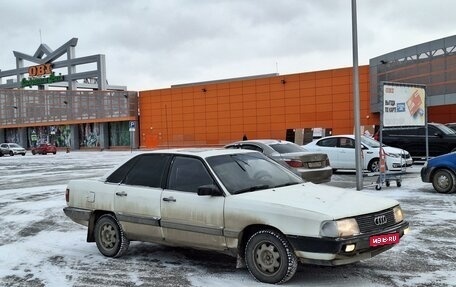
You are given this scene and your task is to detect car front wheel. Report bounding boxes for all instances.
[432,169,456,194]
[245,229,297,284]
[9,151,14,156]
[94,214,130,257]
[368,158,380,172]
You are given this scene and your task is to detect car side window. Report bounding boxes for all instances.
[168,156,215,193]
[316,138,337,147]
[123,154,170,187]
[339,138,355,148]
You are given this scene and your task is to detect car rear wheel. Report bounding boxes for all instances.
[245,229,297,284]
[432,169,456,194]
[32,150,36,155]
[94,214,130,257]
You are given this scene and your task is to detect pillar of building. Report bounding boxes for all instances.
[99,123,109,150]
[18,128,27,148]
[70,125,79,150]
[0,129,5,143]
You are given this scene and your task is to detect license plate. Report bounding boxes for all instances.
[308,162,322,168]
[369,233,400,247]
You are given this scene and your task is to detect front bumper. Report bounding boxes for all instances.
[387,158,413,170]
[286,220,409,265]
[420,166,433,182]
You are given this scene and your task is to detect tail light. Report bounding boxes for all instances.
[65,188,70,202]
[285,159,303,168]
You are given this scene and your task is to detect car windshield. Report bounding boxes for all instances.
[206,152,302,195]
[269,142,304,154]
[9,143,21,148]
[361,136,381,148]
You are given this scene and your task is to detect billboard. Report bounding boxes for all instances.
[382,83,426,127]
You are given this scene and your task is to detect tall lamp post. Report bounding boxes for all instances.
[352,0,363,190]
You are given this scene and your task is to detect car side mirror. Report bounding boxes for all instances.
[434,132,443,138]
[197,184,223,196]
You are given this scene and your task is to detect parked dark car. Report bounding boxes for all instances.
[0,143,26,156]
[225,139,332,183]
[446,122,456,132]
[421,152,456,193]
[31,143,57,155]
[379,123,456,159]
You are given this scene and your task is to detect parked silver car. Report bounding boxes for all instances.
[0,143,26,156]
[225,139,332,183]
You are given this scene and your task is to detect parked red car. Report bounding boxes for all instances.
[31,143,57,155]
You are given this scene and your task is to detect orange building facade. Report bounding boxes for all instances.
[139,66,379,148]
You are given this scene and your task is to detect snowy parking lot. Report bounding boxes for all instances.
[0,151,455,287]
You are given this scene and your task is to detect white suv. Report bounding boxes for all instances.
[0,143,26,156]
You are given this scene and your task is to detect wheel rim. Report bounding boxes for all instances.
[254,241,281,274]
[100,223,117,249]
[370,160,379,172]
[436,174,450,190]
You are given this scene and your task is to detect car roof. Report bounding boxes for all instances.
[143,148,256,158]
[316,135,355,139]
[226,139,294,146]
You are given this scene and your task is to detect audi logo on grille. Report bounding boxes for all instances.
[373,215,387,225]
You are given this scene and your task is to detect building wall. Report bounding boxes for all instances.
[139,66,378,148]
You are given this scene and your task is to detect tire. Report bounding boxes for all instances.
[375,184,382,190]
[9,151,14,156]
[21,153,25,156]
[432,169,456,194]
[385,180,390,187]
[245,229,298,284]
[368,158,379,172]
[32,150,36,155]
[94,214,130,257]
[397,180,402,187]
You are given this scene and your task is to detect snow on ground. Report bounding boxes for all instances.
[0,151,455,287]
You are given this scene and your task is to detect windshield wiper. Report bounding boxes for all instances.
[234,184,270,194]
[273,182,299,188]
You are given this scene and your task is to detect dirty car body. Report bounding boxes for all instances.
[64,149,409,284]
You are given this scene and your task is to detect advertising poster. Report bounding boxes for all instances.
[383,83,426,127]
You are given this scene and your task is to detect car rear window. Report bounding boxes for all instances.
[269,143,303,154]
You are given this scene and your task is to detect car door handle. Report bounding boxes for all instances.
[115,191,127,197]
[162,197,176,202]
[367,151,373,154]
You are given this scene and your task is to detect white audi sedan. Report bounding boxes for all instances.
[303,135,413,172]
[64,148,409,284]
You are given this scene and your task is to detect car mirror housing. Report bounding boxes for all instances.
[197,184,223,196]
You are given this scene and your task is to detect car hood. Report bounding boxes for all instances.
[235,182,398,219]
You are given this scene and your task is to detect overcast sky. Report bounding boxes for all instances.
[1,0,455,91]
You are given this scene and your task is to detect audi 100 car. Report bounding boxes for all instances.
[64,148,409,284]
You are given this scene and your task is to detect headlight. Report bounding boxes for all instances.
[320,218,360,238]
[393,205,404,223]
[385,152,401,158]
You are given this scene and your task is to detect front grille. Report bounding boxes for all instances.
[401,153,411,159]
[355,208,396,233]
